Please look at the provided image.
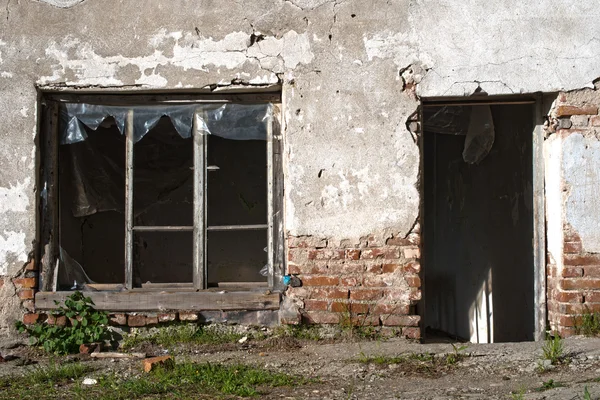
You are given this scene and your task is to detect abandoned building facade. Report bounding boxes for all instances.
[0,0,599,343]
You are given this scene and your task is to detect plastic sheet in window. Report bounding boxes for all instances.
[60,103,272,144]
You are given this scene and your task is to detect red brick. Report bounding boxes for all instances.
[331,302,370,314]
[366,264,382,274]
[557,314,578,327]
[562,266,583,278]
[340,276,361,286]
[23,313,40,325]
[372,303,410,315]
[382,263,400,273]
[158,313,177,323]
[402,261,421,274]
[584,266,600,277]
[350,289,383,301]
[561,278,600,290]
[47,315,67,326]
[303,299,328,311]
[557,326,577,338]
[128,315,146,327]
[384,289,409,301]
[302,275,339,286]
[591,115,600,127]
[79,342,102,354]
[308,249,344,260]
[361,248,400,260]
[405,276,421,288]
[353,315,380,326]
[564,254,600,266]
[303,311,339,324]
[311,288,349,300]
[547,265,558,278]
[558,303,600,314]
[146,316,158,325]
[18,290,34,300]
[564,229,581,242]
[408,289,422,301]
[402,327,421,339]
[554,291,583,303]
[585,292,600,302]
[345,249,360,260]
[12,278,36,288]
[287,264,302,274]
[555,105,598,117]
[382,315,420,327]
[143,355,174,373]
[110,314,127,325]
[564,241,583,254]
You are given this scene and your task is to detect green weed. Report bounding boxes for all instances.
[577,309,600,337]
[121,324,244,350]
[542,335,565,365]
[534,379,564,392]
[15,291,110,355]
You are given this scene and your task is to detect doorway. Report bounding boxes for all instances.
[422,100,538,343]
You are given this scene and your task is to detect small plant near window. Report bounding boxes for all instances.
[15,291,110,354]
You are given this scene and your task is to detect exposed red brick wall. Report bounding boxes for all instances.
[546,93,600,337]
[285,226,422,339]
[548,226,600,337]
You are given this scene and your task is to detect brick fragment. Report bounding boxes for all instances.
[79,342,102,354]
[301,275,339,286]
[143,355,174,373]
[128,315,146,327]
[402,261,421,274]
[554,291,583,303]
[361,248,400,260]
[18,290,34,300]
[12,278,36,288]
[340,276,361,286]
[146,316,158,325]
[23,313,40,325]
[403,247,420,259]
[303,299,328,311]
[350,289,383,301]
[584,266,600,277]
[405,276,421,288]
[386,237,411,246]
[585,292,600,302]
[372,303,410,315]
[382,263,399,273]
[345,249,361,260]
[554,105,598,117]
[591,115,600,127]
[311,288,349,300]
[25,260,37,271]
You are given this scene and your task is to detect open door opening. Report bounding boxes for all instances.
[422,101,536,343]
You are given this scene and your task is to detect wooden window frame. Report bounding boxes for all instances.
[37,92,284,302]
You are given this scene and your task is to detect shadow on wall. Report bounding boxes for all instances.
[422,103,535,343]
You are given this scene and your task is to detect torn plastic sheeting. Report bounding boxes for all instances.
[60,103,272,145]
[462,105,495,164]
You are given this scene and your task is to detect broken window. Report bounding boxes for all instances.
[38,93,283,295]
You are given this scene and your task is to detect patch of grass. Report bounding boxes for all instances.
[542,335,565,365]
[534,379,564,392]
[577,309,600,336]
[510,388,525,400]
[122,324,244,350]
[25,361,94,385]
[446,343,468,365]
[358,352,406,365]
[275,325,322,341]
[0,361,305,399]
[98,361,304,398]
[357,346,465,376]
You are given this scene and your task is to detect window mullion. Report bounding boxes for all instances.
[124,109,134,290]
[193,110,206,290]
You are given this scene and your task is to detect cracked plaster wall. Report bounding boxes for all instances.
[0,0,599,332]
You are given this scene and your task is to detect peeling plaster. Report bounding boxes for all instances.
[35,0,85,8]
[39,30,314,87]
[563,133,600,253]
[0,231,27,275]
[0,178,30,213]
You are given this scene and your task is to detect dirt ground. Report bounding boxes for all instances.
[2,332,600,399]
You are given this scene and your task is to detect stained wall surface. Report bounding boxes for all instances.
[0,0,600,337]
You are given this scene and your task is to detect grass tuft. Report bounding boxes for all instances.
[121,324,244,350]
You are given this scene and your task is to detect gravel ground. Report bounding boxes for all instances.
[2,333,600,399]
